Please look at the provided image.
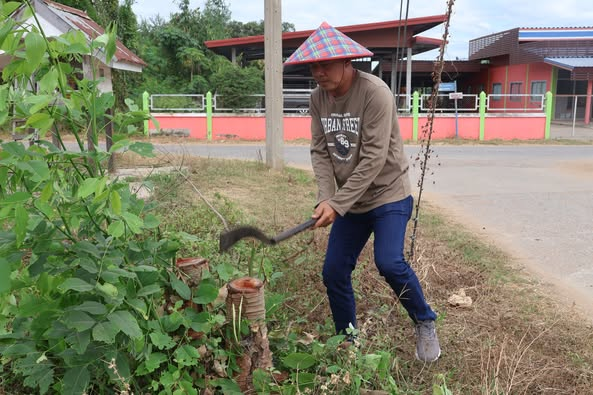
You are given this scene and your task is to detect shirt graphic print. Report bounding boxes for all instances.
[320,112,360,163]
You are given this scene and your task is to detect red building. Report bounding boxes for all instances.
[467,27,593,124]
[204,19,593,135]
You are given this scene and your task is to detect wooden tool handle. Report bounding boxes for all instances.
[271,218,317,244]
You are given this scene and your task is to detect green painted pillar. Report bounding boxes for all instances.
[550,68,558,126]
[142,91,149,136]
[544,91,553,140]
[412,91,419,142]
[479,91,486,141]
[206,91,213,141]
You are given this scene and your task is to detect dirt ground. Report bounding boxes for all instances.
[425,194,593,322]
[133,153,593,393]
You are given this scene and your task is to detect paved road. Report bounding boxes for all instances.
[406,145,593,318]
[151,142,593,316]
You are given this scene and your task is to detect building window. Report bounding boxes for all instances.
[492,83,502,101]
[531,80,546,102]
[99,68,105,78]
[510,82,522,101]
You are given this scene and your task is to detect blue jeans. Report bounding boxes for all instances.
[322,196,437,334]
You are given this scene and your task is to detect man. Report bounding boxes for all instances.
[284,22,441,362]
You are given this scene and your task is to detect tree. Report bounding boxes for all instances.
[117,0,139,49]
[282,21,296,32]
[112,0,140,109]
[77,0,300,101]
[54,0,100,21]
[178,47,210,85]
[228,20,264,37]
[93,0,118,27]
[209,61,264,110]
[169,0,205,40]
[227,20,296,38]
[202,0,231,40]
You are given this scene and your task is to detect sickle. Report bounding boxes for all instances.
[219,218,316,252]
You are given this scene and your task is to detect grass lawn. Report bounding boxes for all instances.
[117,151,593,394]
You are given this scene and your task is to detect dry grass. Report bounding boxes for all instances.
[117,151,593,393]
[401,209,593,393]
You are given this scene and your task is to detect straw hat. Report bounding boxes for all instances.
[284,22,373,65]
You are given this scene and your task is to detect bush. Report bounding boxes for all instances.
[0,6,230,394]
[210,62,264,111]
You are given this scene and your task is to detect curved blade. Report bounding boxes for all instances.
[219,218,317,252]
[219,226,274,252]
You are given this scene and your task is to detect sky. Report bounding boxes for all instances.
[131,0,593,60]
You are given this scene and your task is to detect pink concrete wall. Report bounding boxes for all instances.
[149,115,208,139]
[211,116,265,140]
[284,116,311,140]
[506,64,528,110]
[488,65,509,110]
[149,114,312,140]
[483,116,546,140]
[149,113,546,141]
[398,116,413,140]
[529,62,553,88]
[416,116,481,139]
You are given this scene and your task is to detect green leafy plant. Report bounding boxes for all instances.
[433,373,453,395]
[249,332,402,395]
[0,3,233,393]
[209,61,264,111]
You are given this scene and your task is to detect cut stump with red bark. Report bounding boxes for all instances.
[226,277,273,392]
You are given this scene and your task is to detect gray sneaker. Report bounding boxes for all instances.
[415,320,441,362]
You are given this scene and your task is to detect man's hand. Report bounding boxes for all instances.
[312,200,337,228]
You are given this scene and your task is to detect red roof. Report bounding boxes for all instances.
[411,36,444,46]
[205,15,447,61]
[44,0,146,67]
[206,15,446,48]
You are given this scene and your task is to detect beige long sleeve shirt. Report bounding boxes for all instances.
[309,70,411,216]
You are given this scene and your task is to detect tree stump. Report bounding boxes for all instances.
[226,277,272,393]
[175,257,209,339]
[176,257,209,287]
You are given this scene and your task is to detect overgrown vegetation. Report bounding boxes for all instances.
[2,2,593,393]
[57,0,292,108]
[1,3,212,393]
[113,152,593,394]
[2,0,293,110]
[132,0,295,110]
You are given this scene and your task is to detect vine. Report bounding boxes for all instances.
[408,0,455,261]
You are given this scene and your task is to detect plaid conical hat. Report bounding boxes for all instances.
[284,22,373,65]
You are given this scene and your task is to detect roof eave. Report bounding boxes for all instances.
[110,61,144,73]
[205,14,448,49]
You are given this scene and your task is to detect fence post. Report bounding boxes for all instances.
[479,91,486,141]
[544,91,553,140]
[142,91,149,136]
[412,91,419,142]
[206,91,213,141]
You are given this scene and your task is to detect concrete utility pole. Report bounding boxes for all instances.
[264,0,284,170]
